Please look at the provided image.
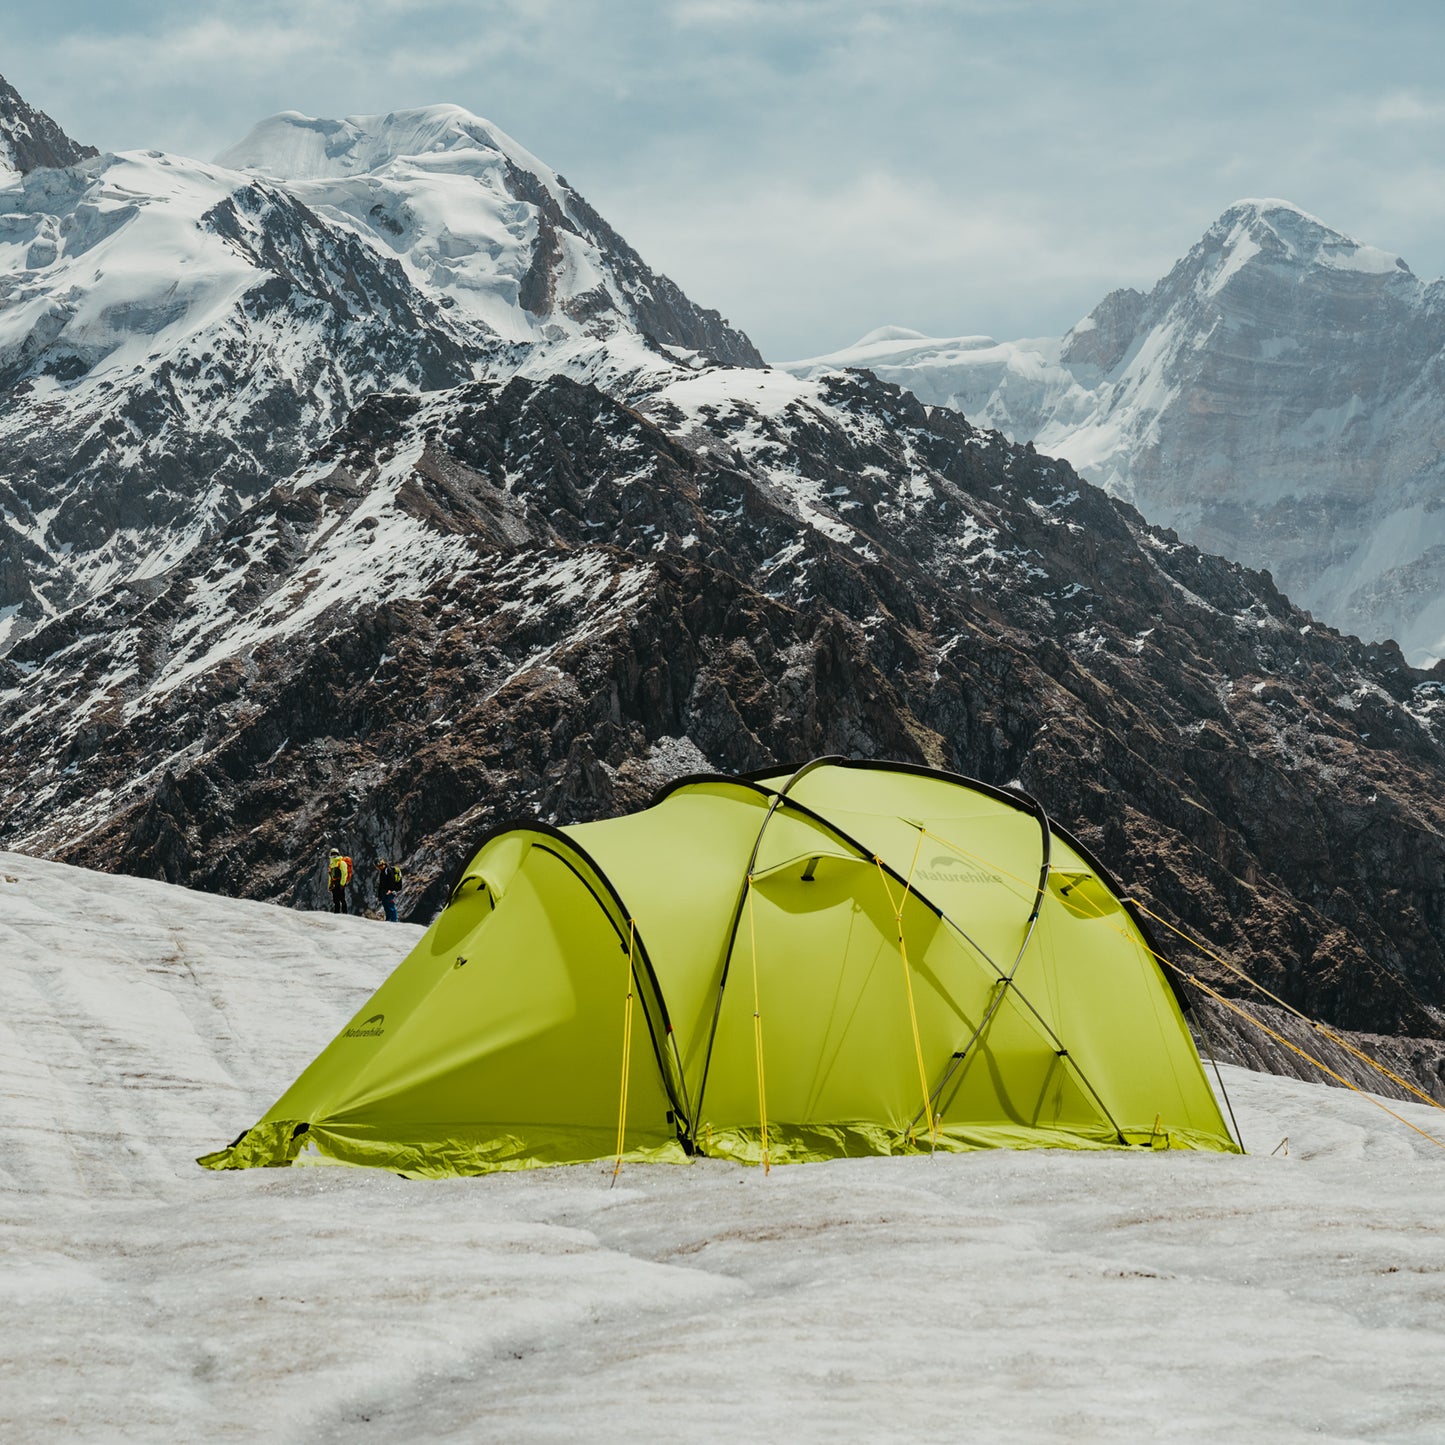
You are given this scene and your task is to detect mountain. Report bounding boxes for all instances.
[6,79,1445,1080]
[0,88,760,654]
[218,105,763,368]
[6,359,1445,1068]
[783,201,1445,666]
[0,147,478,642]
[0,74,97,179]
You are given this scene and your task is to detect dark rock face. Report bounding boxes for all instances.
[557,181,764,368]
[0,75,97,174]
[1060,286,1146,372]
[503,158,763,369]
[5,367,1445,1055]
[1193,1000,1445,1112]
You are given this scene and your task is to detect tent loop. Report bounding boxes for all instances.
[611,917,637,1186]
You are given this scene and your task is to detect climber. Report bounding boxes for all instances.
[327,848,353,914]
[374,858,403,923]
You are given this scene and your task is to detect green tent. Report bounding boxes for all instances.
[201,759,1238,1176]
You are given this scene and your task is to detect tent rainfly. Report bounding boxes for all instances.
[201,759,1239,1177]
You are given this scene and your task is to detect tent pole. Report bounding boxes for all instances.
[913,811,1052,1130]
[610,918,637,1186]
[1189,981,1245,1154]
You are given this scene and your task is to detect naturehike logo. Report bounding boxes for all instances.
[917,854,1000,886]
[344,1013,386,1038]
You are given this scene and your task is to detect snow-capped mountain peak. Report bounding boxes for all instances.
[1205,198,1411,278]
[784,198,1445,665]
[216,103,763,366]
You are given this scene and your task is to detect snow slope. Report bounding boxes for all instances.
[0,145,475,646]
[783,326,1095,441]
[5,849,1445,1442]
[218,106,619,344]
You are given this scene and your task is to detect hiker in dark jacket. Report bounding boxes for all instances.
[375,858,402,922]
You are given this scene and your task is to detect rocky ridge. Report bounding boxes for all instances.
[0,75,97,178]
[5,362,1445,1066]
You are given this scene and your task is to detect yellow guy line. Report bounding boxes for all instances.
[611,917,637,1186]
[746,874,771,1174]
[1033,862,1445,1149]
[874,832,938,1149]
[1127,898,1445,1116]
[1163,964,1445,1154]
[921,827,1445,1120]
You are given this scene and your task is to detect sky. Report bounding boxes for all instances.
[8,0,1445,360]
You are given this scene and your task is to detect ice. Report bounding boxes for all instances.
[218,105,564,197]
[4,848,1445,1440]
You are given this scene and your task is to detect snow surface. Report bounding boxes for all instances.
[6,848,1445,1441]
[0,150,258,390]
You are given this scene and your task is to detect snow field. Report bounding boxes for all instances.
[3,848,1445,1442]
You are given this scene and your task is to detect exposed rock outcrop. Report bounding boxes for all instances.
[0,74,97,176]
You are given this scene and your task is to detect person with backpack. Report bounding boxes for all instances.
[327,848,353,913]
[374,858,403,922]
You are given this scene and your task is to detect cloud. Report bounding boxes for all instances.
[1374,91,1445,126]
[9,1,1445,355]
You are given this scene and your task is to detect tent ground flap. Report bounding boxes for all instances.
[200,1121,689,1177]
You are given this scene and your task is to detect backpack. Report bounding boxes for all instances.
[387,864,403,890]
[338,855,353,886]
